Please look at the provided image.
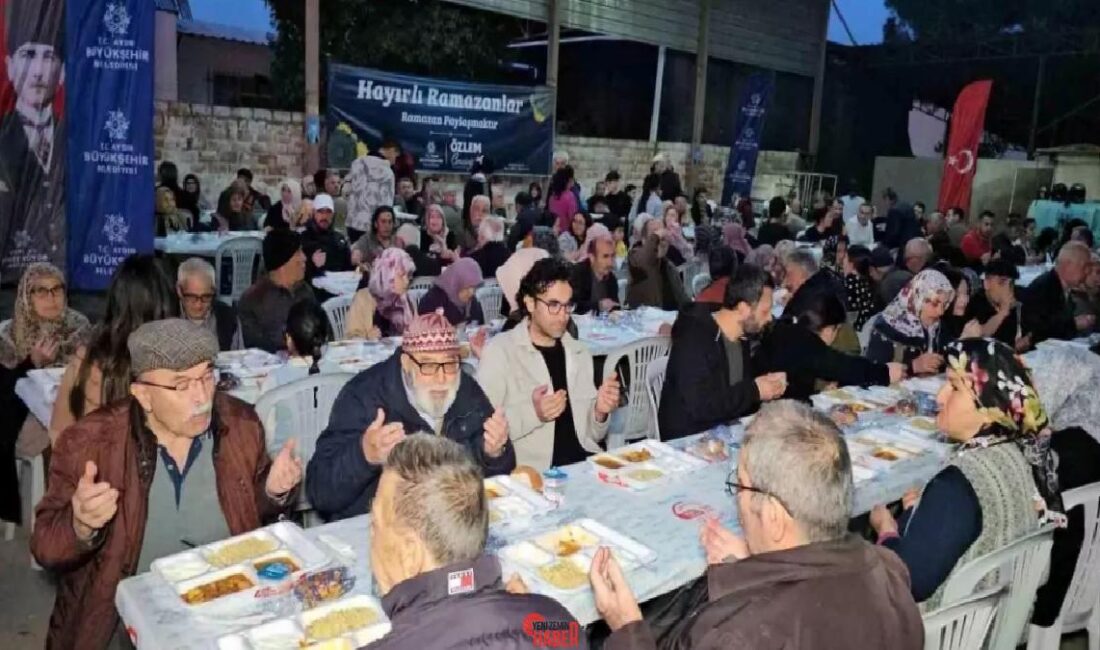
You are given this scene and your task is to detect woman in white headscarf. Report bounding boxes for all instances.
[264,178,303,230]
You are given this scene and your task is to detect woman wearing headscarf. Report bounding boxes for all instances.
[178,173,210,223]
[369,247,417,337]
[661,204,693,262]
[530,226,561,258]
[417,258,485,327]
[864,268,954,375]
[0,264,92,480]
[154,186,191,237]
[421,203,457,268]
[870,339,1067,608]
[264,178,303,230]
[745,244,780,285]
[722,222,752,259]
[1,264,91,371]
[842,244,880,331]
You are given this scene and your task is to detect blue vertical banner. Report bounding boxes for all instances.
[721,73,774,206]
[66,0,154,290]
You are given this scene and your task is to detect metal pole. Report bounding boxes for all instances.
[649,46,666,144]
[807,0,830,165]
[1027,54,1047,160]
[546,0,560,167]
[687,0,711,192]
[304,0,320,173]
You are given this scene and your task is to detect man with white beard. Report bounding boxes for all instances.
[307,310,515,521]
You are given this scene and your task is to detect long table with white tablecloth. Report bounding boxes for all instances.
[114,399,950,648]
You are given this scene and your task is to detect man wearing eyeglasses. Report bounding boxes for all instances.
[478,257,620,470]
[588,401,923,649]
[177,257,242,351]
[31,319,302,649]
[307,310,515,522]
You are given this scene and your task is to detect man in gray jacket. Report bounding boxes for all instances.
[367,434,586,649]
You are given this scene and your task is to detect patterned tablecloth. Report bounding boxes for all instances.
[154,231,265,257]
[114,412,949,649]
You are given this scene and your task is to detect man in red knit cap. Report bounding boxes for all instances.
[306,309,515,521]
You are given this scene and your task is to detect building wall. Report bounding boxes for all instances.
[155,102,801,210]
[872,156,1055,224]
[176,35,273,106]
[155,101,304,203]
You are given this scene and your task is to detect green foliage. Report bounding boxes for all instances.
[885,0,1100,41]
[264,0,523,110]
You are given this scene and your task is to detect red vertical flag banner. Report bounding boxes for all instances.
[937,79,993,213]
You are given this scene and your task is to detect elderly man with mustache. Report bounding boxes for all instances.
[32,319,302,650]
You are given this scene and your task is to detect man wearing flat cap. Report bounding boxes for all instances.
[238,228,315,352]
[32,319,302,650]
[308,309,516,521]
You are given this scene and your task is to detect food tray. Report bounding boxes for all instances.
[152,522,333,608]
[217,594,391,650]
[588,440,706,490]
[484,475,552,528]
[498,519,657,594]
[215,349,284,378]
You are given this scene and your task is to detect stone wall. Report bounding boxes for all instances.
[154,100,802,211]
[154,101,305,203]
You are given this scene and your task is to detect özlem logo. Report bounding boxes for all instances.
[522,613,580,647]
[671,501,716,520]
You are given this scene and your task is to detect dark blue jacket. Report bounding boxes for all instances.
[306,351,515,521]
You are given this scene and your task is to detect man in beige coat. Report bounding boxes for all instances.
[478,258,620,470]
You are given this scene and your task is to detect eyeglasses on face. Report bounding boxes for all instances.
[535,296,576,315]
[181,292,215,304]
[134,370,216,393]
[725,470,790,513]
[403,352,461,377]
[30,284,65,299]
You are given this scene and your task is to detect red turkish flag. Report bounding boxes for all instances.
[937,80,993,213]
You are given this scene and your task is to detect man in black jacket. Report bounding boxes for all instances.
[658,264,787,440]
[571,233,619,315]
[300,193,354,280]
[1022,241,1094,344]
[604,171,632,226]
[368,434,586,650]
[307,311,515,521]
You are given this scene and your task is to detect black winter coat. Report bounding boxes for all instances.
[658,303,760,440]
[368,554,588,650]
[306,352,515,521]
[756,321,890,402]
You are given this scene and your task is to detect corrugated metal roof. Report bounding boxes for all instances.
[177,18,272,46]
[442,0,829,77]
[154,0,193,19]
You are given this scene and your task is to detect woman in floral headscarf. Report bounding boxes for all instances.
[869,338,1075,608]
[721,222,752,259]
[865,268,954,375]
[369,247,417,336]
[0,263,90,370]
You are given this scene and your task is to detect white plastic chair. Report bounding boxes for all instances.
[215,237,262,305]
[255,373,355,527]
[602,337,671,445]
[322,294,354,341]
[476,283,504,324]
[645,356,668,440]
[408,287,430,313]
[4,455,44,543]
[690,273,711,298]
[941,526,1055,650]
[409,275,437,291]
[1027,481,1100,650]
[924,587,1004,650]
